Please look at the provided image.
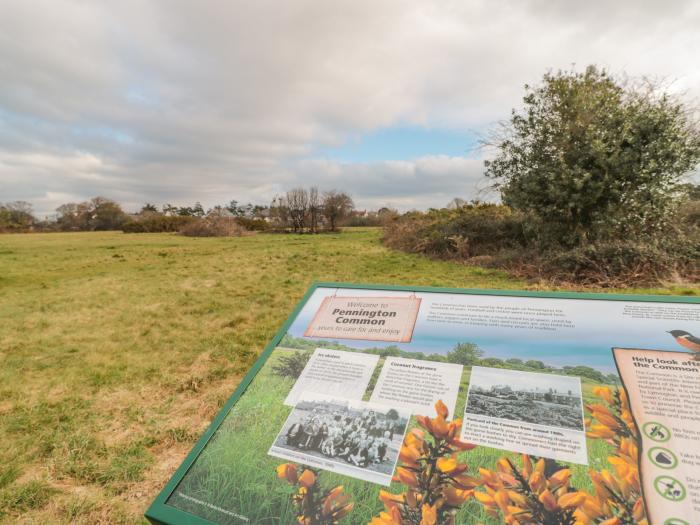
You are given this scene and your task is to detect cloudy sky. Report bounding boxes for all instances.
[1,0,699,217]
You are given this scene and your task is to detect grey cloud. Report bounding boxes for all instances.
[1,0,699,216]
[290,156,491,209]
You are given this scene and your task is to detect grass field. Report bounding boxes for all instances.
[1,228,697,524]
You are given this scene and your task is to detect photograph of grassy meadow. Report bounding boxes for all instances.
[166,341,616,525]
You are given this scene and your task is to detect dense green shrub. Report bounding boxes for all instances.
[680,199,700,228]
[271,350,311,379]
[486,66,700,247]
[382,66,700,286]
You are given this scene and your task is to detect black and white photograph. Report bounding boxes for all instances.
[465,366,584,431]
[268,392,410,486]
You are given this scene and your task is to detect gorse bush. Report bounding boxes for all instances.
[540,238,700,286]
[179,216,248,237]
[383,202,699,286]
[383,203,528,259]
[234,217,270,231]
[122,215,196,233]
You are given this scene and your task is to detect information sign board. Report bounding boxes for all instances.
[146,283,700,525]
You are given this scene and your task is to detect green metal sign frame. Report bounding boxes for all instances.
[145,281,699,525]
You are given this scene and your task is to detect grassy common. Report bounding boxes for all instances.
[0,228,697,524]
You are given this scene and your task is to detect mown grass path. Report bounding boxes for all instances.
[0,229,696,524]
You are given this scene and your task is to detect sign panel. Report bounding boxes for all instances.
[146,283,700,525]
[613,348,700,525]
[304,295,421,342]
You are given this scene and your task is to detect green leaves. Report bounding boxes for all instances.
[486,65,700,247]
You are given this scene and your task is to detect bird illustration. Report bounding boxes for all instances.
[668,330,700,352]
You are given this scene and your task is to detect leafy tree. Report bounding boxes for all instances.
[481,357,505,367]
[226,200,245,216]
[0,201,36,231]
[322,191,354,231]
[55,197,126,231]
[86,197,128,230]
[446,342,483,366]
[524,359,546,369]
[55,202,84,230]
[271,350,311,379]
[192,202,205,218]
[605,373,621,385]
[679,183,700,201]
[485,66,700,246]
[162,203,178,216]
[376,345,401,358]
[562,365,606,383]
[141,203,158,213]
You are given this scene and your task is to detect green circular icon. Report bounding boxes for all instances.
[648,447,678,470]
[643,421,671,442]
[654,475,686,502]
[663,518,690,525]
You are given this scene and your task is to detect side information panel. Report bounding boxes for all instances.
[614,348,700,525]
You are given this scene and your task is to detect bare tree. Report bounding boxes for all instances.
[286,187,309,233]
[322,191,354,231]
[270,195,290,229]
[308,186,320,233]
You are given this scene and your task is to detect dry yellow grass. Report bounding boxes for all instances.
[0,229,695,524]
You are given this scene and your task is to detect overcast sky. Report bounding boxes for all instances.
[2,1,699,217]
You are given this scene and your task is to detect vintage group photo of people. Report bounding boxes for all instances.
[269,392,410,485]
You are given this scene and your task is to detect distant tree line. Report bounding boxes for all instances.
[1,187,386,236]
[278,334,620,385]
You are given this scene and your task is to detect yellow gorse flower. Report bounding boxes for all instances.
[277,463,354,524]
[473,387,649,525]
[369,400,477,525]
[580,387,647,525]
[586,387,637,445]
[474,455,581,525]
